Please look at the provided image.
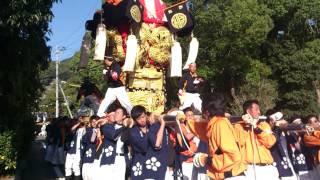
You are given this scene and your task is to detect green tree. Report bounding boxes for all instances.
[230,60,278,115]
[261,0,320,116]
[0,0,60,174]
[39,49,105,118]
[189,0,276,113]
[263,39,320,116]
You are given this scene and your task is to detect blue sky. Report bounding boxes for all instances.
[47,0,101,61]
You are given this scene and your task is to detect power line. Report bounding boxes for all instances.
[53,0,101,47]
[57,29,83,47]
[61,35,82,49]
[60,47,81,60]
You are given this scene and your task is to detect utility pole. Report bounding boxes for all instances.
[59,83,73,119]
[55,48,59,118]
[54,46,64,118]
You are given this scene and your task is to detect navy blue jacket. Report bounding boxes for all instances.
[66,131,78,154]
[100,124,125,165]
[271,127,294,177]
[66,127,86,155]
[178,71,201,93]
[82,128,98,164]
[129,123,169,180]
[286,132,310,173]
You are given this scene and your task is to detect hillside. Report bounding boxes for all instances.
[40,57,74,86]
[39,51,105,117]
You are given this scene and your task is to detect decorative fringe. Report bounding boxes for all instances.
[79,32,91,68]
[170,41,182,77]
[183,37,199,69]
[123,34,138,72]
[93,24,107,61]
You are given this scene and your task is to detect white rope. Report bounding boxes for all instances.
[251,125,257,180]
[175,118,194,154]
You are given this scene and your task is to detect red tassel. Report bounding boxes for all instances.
[117,23,130,54]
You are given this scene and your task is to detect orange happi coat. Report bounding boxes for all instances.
[233,121,276,165]
[206,116,246,180]
[304,131,320,164]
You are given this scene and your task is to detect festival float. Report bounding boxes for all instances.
[80,0,198,114]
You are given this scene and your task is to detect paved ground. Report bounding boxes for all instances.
[16,136,65,180]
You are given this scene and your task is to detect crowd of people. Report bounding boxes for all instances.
[43,58,320,180]
[44,98,320,180]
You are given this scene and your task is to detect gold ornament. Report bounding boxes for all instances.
[171,13,187,29]
[127,90,165,114]
[149,26,172,45]
[130,5,141,23]
[127,66,164,90]
[139,23,152,44]
[148,46,170,64]
[126,66,165,114]
[138,24,172,66]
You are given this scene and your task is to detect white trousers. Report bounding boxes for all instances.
[65,153,81,176]
[97,86,132,117]
[82,163,94,180]
[165,168,174,180]
[245,165,279,180]
[82,159,101,180]
[197,172,209,180]
[182,162,196,180]
[112,156,126,180]
[98,164,113,180]
[179,93,202,113]
[182,162,209,180]
[98,156,126,180]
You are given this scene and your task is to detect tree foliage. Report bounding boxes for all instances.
[0,0,60,174]
[39,50,105,117]
[182,0,320,116]
[260,0,320,116]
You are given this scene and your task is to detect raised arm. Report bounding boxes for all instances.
[304,131,320,147]
[148,119,166,150]
[154,117,166,149]
[254,122,276,149]
[71,121,81,132]
[100,124,124,141]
